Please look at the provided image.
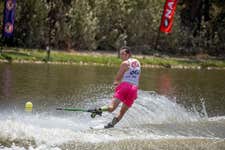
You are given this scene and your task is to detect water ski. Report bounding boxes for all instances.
[56,107,103,118]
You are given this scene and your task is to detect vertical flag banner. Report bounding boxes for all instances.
[160,0,178,33]
[3,0,16,38]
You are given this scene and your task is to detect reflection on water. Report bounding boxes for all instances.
[141,68,225,117]
[156,73,173,97]
[0,63,225,150]
[1,64,12,98]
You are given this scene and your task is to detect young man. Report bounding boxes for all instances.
[96,46,141,128]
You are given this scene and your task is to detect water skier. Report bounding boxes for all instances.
[95,46,141,128]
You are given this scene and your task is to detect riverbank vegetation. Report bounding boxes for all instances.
[1,48,225,69]
[0,0,224,57]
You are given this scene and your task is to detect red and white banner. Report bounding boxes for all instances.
[160,0,178,33]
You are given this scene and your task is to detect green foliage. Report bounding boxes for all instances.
[1,0,225,56]
[1,49,225,69]
[15,0,48,48]
[68,0,99,50]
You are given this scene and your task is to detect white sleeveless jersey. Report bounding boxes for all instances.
[121,58,141,86]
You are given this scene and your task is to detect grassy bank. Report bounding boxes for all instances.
[0,48,225,69]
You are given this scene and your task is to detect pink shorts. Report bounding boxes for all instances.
[113,82,138,107]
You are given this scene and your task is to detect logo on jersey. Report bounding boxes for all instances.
[130,70,140,76]
[130,60,140,76]
[131,61,139,68]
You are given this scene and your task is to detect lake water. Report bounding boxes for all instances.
[0,63,225,150]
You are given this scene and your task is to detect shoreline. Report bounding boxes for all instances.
[1,59,225,70]
[0,49,225,70]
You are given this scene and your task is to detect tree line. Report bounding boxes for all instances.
[0,0,224,56]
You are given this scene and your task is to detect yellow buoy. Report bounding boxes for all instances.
[25,101,33,112]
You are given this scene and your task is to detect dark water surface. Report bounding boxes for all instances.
[0,63,225,150]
